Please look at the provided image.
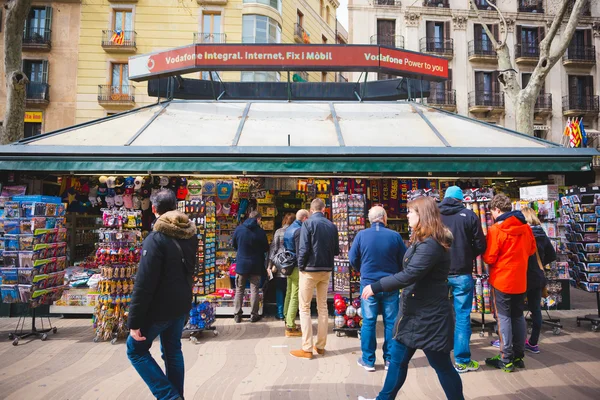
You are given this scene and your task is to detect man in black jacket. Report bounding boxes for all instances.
[439,186,486,374]
[290,198,339,360]
[232,210,269,323]
[127,190,197,400]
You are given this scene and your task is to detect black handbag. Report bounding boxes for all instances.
[273,250,297,276]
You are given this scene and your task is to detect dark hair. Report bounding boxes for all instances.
[407,196,452,250]
[282,213,295,227]
[249,210,262,219]
[152,189,177,215]
[490,194,512,212]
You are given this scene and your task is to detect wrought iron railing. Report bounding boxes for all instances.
[423,0,449,7]
[420,38,454,55]
[473,0,497,10]
[469,91,505,108]
[518,0,544,13]
[370,34,405,49]
[534,93,552,111]
[468,40,497,58]
[563,45,596,63]
[23,27,51,46]
[98,85,136,103]
[567,0,591,17]
[294,23,308,42]
[101,30,136,47]
[562,95,599,112]
[515,42,540,59]
[194,32,227,44]
[26,82,50,102]
[428,90,456,106]
[375,0,401,6]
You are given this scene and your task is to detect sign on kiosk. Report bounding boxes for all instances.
[24,112,43,123]
[128,44,449,82]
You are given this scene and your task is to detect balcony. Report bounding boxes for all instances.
[468,91,505,114]
[194,32,227,44]
[420,38,453,59]
[427,90,456,112]
[25,82,50,108]
[98,85,135,107]
[468,40,497,63]
[294,23,309,44]
[515,42,540,65]
[472,0,497,10]
[370,34,405,49]
[423,0,449,7]
[101,30,137,53]
[518,0,544,13]
[563,45,596,67]
[567,0,591,17]
[562,95,599,117]
[22,28,52,51]
[534,93,553,116]
[375,0,401,6]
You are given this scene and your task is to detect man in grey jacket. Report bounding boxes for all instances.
[290,198,339,360]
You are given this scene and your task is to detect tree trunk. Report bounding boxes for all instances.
[515,92,535,137]
[1,0,33,145]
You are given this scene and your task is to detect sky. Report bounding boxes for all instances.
[338,0,349,29]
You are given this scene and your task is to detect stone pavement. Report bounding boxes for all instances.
[0,306,599,400]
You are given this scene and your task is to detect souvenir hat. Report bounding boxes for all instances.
[134,176,144,191]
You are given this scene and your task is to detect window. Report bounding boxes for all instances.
[426,21,450,51]
[23,60,48,84]
[297,10,303,27]
[322,35,327,44]
[112,9,133,43]
[24,122,42,138]
[516,26,544,57]
[320,0,324,17]
[474,24,498,52]
[521,73,545,93]
[376,19,396,47]
[24,7,52,43]
[242,0,282,13]
[568,75,594,99]
[326,6,330,24]
[111,63,130,94]
[242,15,281,44]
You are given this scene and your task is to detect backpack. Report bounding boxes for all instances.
[273,249,296,276]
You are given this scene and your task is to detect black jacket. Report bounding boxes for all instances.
[528,225,557,289]
[297,212,339,272]
[232,218,269,276]
[372,235,454,353]
[128,211,198,330]
[439,197,486,276]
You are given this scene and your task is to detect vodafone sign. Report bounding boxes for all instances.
[129,44,449,82]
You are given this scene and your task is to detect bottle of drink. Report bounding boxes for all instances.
[483,279,491,314]
[475,278,483,313]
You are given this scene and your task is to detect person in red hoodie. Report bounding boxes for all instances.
[483,194,536,372]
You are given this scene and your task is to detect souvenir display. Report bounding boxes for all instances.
[333,294,363,337]
[183,297,219,343]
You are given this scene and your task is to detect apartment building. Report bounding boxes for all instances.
[75,0,343,124]
[0,1,81,137]
[348,0,600,144]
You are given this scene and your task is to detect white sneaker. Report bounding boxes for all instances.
[357,358,376,372]
[358,396,375,400]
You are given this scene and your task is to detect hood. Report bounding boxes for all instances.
[531,225,548,239]
[243,218,260,230]
[439,197,465,215]
[153,210,196,239]
[495,210,527,225]
[496,214,531,237]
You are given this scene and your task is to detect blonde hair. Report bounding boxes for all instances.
[520,207,541,226]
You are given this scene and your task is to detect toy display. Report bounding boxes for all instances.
[183,297,219,343]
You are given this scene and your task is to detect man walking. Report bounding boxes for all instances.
[283,209,310,337]
[483,194,536,372]
[439,186,486,373]
[127,190,198,400]
[290,198,339,359]
[349,206,406,372]
[232,210,270,323]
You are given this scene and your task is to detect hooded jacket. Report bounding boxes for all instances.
[232,218,269,276]
[439,197,487,275]
[128,210,198,330]
[483,211,536,294]
[528,225,557,290]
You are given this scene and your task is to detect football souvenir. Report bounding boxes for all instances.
[188,180,202,196]
[114,176,125,188]
[114,195,124,207]
[159,176,169,187]
[106,176,116,189]
[346,305,357,318]
[352,298,361,309]
[216,180,234,203]
[203,180,216,197]
[334,315,345,328]
[123,194,133,209]
[132,196,141,210]
[357,307,362,318]
[134,176,144,191]
[347,319,356,328]
[125,176,135,189]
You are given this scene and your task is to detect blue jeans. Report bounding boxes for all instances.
[377,340,464,400]
[126,316,186,400]
[448,274,474,365]
[275,277,287,318]
[360,284,399,366]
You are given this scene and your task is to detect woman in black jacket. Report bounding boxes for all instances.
[359,196,464,400]
[520,207,557,354]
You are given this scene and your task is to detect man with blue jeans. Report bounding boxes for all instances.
[127,190,198,399]
[349,206,406,371]
[439,186,487,373]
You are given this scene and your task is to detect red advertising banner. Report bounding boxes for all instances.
[129,44,449,82]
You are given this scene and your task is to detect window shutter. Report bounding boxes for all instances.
[475,71,484,91]
[45,6,53,33]
[446,69,452,92]
[492,71,500,93]
[474,24,482,39]
[585,76,594,97]
[585,29,591,46]
[493,24,499,41]
[516,25,522,45]
[568,75,578,97]
[426,21,435,39]
[444,21,450,41]
[538,26,545,43]
[42,60,49,84]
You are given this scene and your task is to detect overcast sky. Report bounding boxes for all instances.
[338,0,349,28]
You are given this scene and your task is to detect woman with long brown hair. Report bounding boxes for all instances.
[359,196,464,400]
[268,213,296,319]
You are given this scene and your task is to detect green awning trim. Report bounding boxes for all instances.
[0,157,591,174]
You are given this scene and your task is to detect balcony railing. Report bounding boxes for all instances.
[563,95,599,113]
[473,0,497,10]
[194,32,227,44]
[294,23,309,43]
[375,0,401,6]
[563,45,596,64]
[567,0,591,17]
[423,0,449,7]
[515,42,540,59]
[370,34,405,49]
[518,0,544,13]
[23,27,52,48]
[420,38,454,56]
[101,30,137,49]
[534,93,552,112]
[468,40,497,58]
[98,85,135,105]
[26,82,50,103]
[469,91,505,108]
[427,90,456,107]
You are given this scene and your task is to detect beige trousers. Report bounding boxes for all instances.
[299,271,331,352]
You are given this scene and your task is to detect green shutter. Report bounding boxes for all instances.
[42,60,49,84]
[45,6,53,42]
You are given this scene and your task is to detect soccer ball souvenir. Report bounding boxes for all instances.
[346,305,356,318]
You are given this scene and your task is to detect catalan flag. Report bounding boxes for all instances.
[111,30,124,45]
[570,118,582,148]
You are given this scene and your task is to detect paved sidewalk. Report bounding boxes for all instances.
[0,309,599,400]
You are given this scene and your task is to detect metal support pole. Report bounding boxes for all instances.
[360,71,368,102]
[287,71,292,102]
[407,78,412,101]
[420,79,424,103]
[209,72,217,100]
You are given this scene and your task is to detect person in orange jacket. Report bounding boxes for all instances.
[483,194,536,372]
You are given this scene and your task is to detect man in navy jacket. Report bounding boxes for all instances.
[349,206,406,371]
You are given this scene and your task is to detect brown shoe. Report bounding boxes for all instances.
[290,349,313,359]
[285,327,302,337]
[313,346,325,355]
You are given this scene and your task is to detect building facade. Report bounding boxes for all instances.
[0,1,82,137]
[75,0,343,124]
[348,0,600,144]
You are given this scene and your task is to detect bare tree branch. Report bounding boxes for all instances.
[540,0,571,57]
[549,0,587,60]
[469,0,501,48]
